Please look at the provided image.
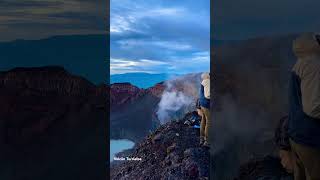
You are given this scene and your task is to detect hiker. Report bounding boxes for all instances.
[199,72,210,146]
[288,33,320,180]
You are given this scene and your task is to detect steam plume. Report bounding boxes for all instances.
[156,73,201,124]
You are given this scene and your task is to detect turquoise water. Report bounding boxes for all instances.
[110,139,135,162]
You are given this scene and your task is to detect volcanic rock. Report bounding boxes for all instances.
[110,73,201,142]
[110,82,163,142]
[110,113,209,180]
[0,66,107,180]
[236,156,293,180]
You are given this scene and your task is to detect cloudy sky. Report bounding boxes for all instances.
[214,0,320,40]
[110,0,210,75]
[0,0,107,41]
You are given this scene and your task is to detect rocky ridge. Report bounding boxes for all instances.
[110,112,209,180]
[110,82,165,108]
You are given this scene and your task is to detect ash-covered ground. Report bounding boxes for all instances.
[110,112,209,180]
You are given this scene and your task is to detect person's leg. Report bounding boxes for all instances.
[200,107,207,144]
[202,107,210,143]
[290,139,320,180]
[290,140,306,180]
[201,107,210,142]
[279,149,294,174]
[197,108,203,117]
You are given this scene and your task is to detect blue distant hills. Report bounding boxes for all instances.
[111,73,179,89]
[0,34,108,84]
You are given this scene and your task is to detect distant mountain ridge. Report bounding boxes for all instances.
[0,34,108,84]
[110,73,179,89]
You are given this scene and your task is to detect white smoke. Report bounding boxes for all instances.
[156,91,193,124]
[156,73,201,124]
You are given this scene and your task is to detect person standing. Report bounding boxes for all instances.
[288,33,320,180]
[199,72,210,147]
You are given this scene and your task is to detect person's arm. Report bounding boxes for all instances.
[288,64,304,136]
[202,79,210,99]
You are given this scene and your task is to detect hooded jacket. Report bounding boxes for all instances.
[202,79,210,99]
[288,33,320,147]
[199,73,210,108]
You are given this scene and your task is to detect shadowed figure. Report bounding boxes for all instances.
[288,33,320,180]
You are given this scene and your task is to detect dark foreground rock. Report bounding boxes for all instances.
[236,156,293,180]
[211,35,298,179]
[0,66,107,180]
[110,113,209,180]
[110,82,162,142]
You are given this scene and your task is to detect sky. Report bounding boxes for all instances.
[0,0,107,41]
[214,0,320,40]
[110,0,210,75]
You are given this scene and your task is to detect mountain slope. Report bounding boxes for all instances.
[110,82,164,141]
[110,113,209,180]
[110,73,172,89]
[0,66,108,180]
[110,73,201,142]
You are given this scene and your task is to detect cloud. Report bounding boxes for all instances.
[167,51,210,74]
[0,0,107,41]
[110,58,169,74]
[110,0,210,75]
[214,0,320,40]
[117,39,193,51]
[110,50,209,75]
[110,15,133,33]
[0,1,63,8]
[110,6,186,34]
